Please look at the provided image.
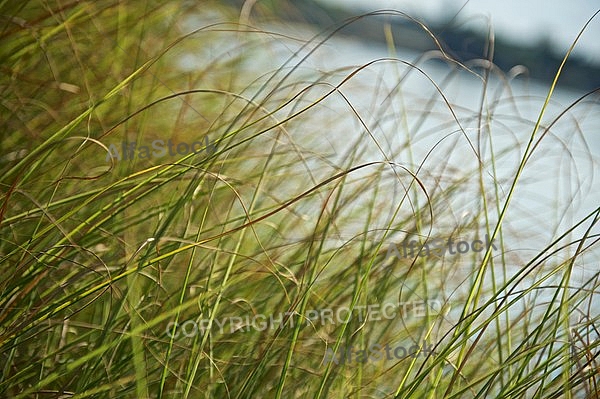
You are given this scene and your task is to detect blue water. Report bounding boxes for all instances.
[179,12,600,335]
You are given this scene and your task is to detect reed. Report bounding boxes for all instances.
[1,1,598,397]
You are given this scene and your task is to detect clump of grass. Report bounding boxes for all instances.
[1,1,599,398]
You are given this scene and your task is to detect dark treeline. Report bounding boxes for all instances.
[226,0,600,92]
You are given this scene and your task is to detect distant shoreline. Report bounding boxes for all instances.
[224,0,600,92]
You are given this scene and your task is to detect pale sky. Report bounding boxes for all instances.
[318,0,600,64]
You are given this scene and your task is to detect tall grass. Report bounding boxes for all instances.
[1,1,599,398]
